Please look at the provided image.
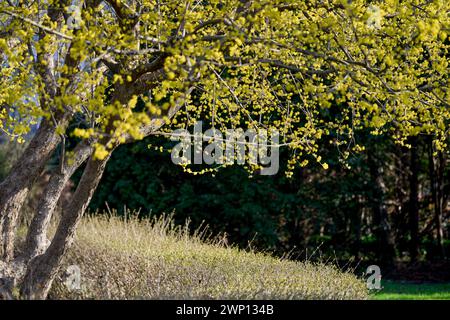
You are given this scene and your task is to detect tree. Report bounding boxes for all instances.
[368,143,396,265]
[427,135,446,258]
[0,0,449,299]
[408,136,420,261]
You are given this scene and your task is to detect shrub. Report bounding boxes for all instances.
[49,214,368,300]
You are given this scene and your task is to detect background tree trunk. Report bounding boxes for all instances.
[436,150,445,258]
[427,137,445,258]
[409,136,420,262]
[368,151,396,265]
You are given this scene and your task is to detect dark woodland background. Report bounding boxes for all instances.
[1,128,449,281]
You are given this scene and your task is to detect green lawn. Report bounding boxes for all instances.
[373,281,450,300]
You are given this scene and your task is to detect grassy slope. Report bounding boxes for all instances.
[49,215,368,300]
[373,281,450,300]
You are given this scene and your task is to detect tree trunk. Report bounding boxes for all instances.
[368,151,396,265]
[20,154,110,299]
[0,119,62,261]
[427,137,445,257]
[0,258,26,299]
[23,142,92,260]
[409,136,420,262]
[436,150,445,258]
[352,195,363,259]
[2,84,187,299]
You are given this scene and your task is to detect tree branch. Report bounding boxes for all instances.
[0,10,73,41]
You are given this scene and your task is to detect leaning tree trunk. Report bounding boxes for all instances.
[2,84,188,299]
[23,142,92,261]
[20,154,110,299]
[0,119,62,261]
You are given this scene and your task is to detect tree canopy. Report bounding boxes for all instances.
[1,0,448,173]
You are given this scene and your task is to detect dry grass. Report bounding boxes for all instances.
[49,213,368,300]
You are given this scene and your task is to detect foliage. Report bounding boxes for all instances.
[1,0,449,175]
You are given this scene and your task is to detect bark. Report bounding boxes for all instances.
[0,259,26,300]
[23,142,92,261]
[0,260,15,300]
[368,151,396,265]
[409,136,420,262]
[0,119,62,261]
[20,154,110,299]
[1,72,187,299]
[0,3,77,261]
[17,86,188,298]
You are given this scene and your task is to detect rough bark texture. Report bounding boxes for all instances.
[0,5,71,261]
[23,142,92,260]
[20,154,110,299]
[0,119,61,261]
[0,73,186,299]
[0,259,26,300]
